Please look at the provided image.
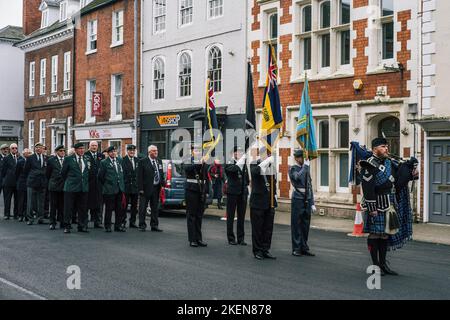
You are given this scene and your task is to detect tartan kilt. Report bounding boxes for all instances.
[363,210,386,235]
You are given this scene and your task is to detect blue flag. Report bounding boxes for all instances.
[296,77,317,160]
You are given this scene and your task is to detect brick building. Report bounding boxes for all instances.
[73,0,140,155]
[249,0,419,218]
[16,0,80,153]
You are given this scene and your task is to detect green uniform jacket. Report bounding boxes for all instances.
[98,157,125,195]
[61,154,90,193]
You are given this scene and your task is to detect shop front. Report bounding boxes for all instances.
[0,121,23,149]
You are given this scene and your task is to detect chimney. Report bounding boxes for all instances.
[23,0,43,35]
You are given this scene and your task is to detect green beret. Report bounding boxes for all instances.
[73,143,85,149]
[55,145,66,152]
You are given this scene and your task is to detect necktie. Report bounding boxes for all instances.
[78,156,82,171]
[113,159,118,173]
[152,160,159,184]
[60,157,63,167]
[39,155,43,168]
[132,157,135,171]
[14,155,17,164]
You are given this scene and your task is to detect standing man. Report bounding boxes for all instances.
[15,148,32,222]
[85,141,104,228]
[224,146,249,246]
[61,143,90,234]
[289,149,317,257]
[0,144,10,201]
[24,143,48,225]
[2,143,19,220]
[46,145,66,230]
[122,144,139,228]
[249,152,277,260]
[98,146,126,232]
[183,146,209,247]
[137,145,165,232]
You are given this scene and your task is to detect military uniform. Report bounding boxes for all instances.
[98,150,126,232]
[0,147,8,200]
[84,150,105,227]
[24,149,48,225]
[249,157,277,259]
[224,156,249,245]
[289,150,315,256]
[183,161,209,247]
[61,150,90,233]
[15,155,28,221]
[122,151,139,227]
[1,152,19,219]
[46,149,65,229]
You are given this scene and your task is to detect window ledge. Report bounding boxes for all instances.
[291,71,354,83]
[110,42,123,49]
[84,117,96,124]
[109,115,123,122]
[366,65,398,76]
[85,49,97,56]
[176,96,192,101]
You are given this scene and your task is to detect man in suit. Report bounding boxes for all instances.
[2,143,19,220]
[15,148,32,222]
[46,145,66,230]
[249,152,277,260]
[0,144,10,201]
[98,146,126,233]
[183,146,210,247]
[224,146,250,245]
[137,145,165,232]
[84,141,104,228]
[61,143,90,234]
[24,142,48,225]
[122,144,139,228]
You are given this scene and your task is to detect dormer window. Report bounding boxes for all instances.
[41,9,49,28]
[60,1,68,21]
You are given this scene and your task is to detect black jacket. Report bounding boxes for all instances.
[137,157,165,198]
[122,155,139,194]
[24,153,48,189]
[249,160,277,210]
[183,162,210,194]
[224,160,249,196]
[46,156,65,192]
[15,156,28,191]
[1,153,19,188]
[0,154,7,187]
[84,151,104,204]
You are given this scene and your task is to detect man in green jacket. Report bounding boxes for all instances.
[61,143,90,234]
[98,146,126,233]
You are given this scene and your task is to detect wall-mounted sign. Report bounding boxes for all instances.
[92,92,102,116]
[46,92,73,103]
[75,127,132,140]
[157,114,181,127]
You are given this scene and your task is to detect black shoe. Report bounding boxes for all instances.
[94,224,103,229]
[18,217,24,222]
[114,227,126,232]
[78,228,89,233]
[189,242,199,247]
[129,223,138,229]
[105,228,112,233]
[197,241,207,247]
[228,241,238,245]
[254,253,264,260]
[138,226,146,232]
[292,251,302,257]
[302,251,315,257]
[238,241,247,246]
[151,227,163,232]
[37,219,44,225]
[4,216,10,220]
[64,228,71,234]
[27,221,33,225]
[49,225,56,230]
[263,252,276,260]
[381,264,399,276]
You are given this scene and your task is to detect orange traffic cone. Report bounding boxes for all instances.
[348,203,365,237]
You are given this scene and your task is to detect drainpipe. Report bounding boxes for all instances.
[71,17,76,147]
[133,0,139,146]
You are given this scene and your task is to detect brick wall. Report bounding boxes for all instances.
[353,0,369,9]
[23,0,42,35]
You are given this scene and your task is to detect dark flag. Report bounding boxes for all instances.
[246,62,256,150]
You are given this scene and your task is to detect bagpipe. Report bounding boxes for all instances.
[349,141,418,187]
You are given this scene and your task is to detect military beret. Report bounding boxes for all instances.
[106,146,116,153]
[0,144,9,149]
[34,142,44,148]
[293,149,304,158]
[371,137,388,149]
[55,145,65,152]
[127,144,136,151]
[73,142,85,149]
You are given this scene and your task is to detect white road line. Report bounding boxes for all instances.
[0,277,47,300]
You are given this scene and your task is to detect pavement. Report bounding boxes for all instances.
[0,197,450,300]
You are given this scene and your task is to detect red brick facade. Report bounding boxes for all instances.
[22,0,42,35]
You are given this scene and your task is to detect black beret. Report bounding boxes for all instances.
[34,142,44,148]
[371,137,388,149]
[293,149,304,158]
[106,146,116,153]
[55,145,65,152]
[127,144,136,151]
[73,143,85,149]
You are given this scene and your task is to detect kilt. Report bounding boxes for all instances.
[363,210,386,235]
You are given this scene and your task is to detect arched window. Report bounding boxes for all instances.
[302,5,312,33]
[179,52,192,97]
[153,57,165,100]
[208,45,222,92]
[320,1,331,29]
[378,116,400,156]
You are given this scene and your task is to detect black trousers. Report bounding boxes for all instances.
[104,193,125,229]
[138,187,161,228]
[126,193,138,225]
[49,191,64,226]
[250,207,275,255]
[88,207,102,225]
[3,187,18,218]
[226,193,247,243]
[186,190,205,243]
[291,199,311,253]
[17,189,27,218]
[64,192,88,229]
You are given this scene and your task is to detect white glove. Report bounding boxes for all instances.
[236,154,247,170]
[311,205,317,213]
[304,159,310,167]
[259,156,274,170]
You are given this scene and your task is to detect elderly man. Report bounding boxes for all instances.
[85,141,104,228]
[0,144,10,200]
[1,143,19,220]
[122,145,139,228]
[46,145,66,230]
[15,148,32,222]
[137,145,165,232]
[24,143,48,225]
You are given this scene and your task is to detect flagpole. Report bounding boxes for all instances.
[304,72,310,208]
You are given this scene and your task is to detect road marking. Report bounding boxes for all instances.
[0,276,47,300]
